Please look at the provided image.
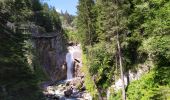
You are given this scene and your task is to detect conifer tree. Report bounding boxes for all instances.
[77,0,97,46]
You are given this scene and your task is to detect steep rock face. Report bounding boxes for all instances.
[73,61,83,78]
[32,32,67,81]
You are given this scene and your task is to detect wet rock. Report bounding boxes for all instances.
[59,97,66,100]
[68,41,75,46]
[45,94,60,100]
[52,94,60,100]
[66,81,70,86]
[64,88,73,97]
[69,77,83,87]
[46,86,55,94]
[71,92,81,98]
[80,85,86,91]
[43,79,92,100]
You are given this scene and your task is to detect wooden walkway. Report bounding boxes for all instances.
[31,32,60,39]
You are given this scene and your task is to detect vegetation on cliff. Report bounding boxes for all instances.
[76,0,170,99]
[0,0,64,99]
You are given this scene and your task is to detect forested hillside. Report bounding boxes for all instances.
[0,0,64,99]
[76,0,170,99]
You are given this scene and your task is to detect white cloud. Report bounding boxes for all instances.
[55,8,61,13]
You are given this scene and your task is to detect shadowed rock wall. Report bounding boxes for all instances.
[32,32,67,81]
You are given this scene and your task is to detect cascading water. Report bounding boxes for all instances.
[66,51,74,80]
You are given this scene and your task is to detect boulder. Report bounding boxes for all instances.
[73,62,82,77]
[64,88,73,97]
[45,94,60,100]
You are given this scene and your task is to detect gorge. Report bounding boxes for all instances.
[32,31,67,81]
[1,0,170,100]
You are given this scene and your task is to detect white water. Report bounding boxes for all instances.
[66,51,74,80]
[66,45,82,80]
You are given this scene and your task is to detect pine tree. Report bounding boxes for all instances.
[0,0,45,99]
[0,0,64,99]
[95,0,128,99]
[77,0,97,46]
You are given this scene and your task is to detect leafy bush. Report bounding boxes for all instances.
[81,54,98,99]
[87,42,116,89]
[109,89,122,100]
[142,35,170,65]
[127,67,170,100]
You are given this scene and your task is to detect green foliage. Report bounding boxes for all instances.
[95,0,126,41]
[122,36,142,70]
[77,0,97,46]
[125,1,170,99]
[34,3,62,32]
[127,70,156,100]
[143,35,170,58]
[0,25,44,100]
[65,29,79,43]
[127,67,170,100]
[87,42,116,89]
[109,90,122,100]
[81,53,98,99]
[128,0,170,36]
[60,11,75,27]
[80,0,129,96]
[60,12,77,43]
[77,0,170,99]
[144,0,170,35]
[0,0,64,99]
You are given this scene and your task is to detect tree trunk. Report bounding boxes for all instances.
[92,76,103,100]
[115,52,118,80]
[116,32,126,100]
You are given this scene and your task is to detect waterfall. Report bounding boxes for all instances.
[66,51,74,80]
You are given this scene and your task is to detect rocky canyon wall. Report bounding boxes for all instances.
[32,32,67,81]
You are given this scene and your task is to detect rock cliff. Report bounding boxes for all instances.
[32,32,67,81]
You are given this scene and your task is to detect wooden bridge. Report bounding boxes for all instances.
[31,32,59,38]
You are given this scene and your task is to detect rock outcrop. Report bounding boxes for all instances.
[32,32,67,81]
[32,31,83,82]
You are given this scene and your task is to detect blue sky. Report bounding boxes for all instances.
[43,0,78,15]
